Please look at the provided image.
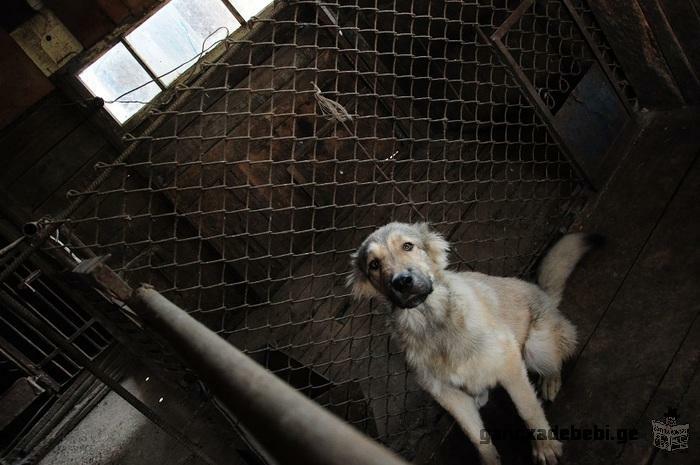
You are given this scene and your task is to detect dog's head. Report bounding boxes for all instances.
[347,222,449,308]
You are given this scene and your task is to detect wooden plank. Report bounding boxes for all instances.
[44,0,116,48]
[9,120,107,213]
[96,0,130,25]
[0,30,55,131]
[33,143,119,216]
[618,311,700,465]
[588,0,684,108]
[121,0,158,16]
[557,107,700,344]
[657,0,700,77]
[0,93,84,188]
[652,365,699,464]
[548,110,700,464]
[636,0,700,104]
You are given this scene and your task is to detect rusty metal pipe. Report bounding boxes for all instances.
[127,285,409,465]
[22,221,41,237]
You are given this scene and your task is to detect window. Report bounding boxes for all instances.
[77,0,271,124]
[232,0,271,21]
[78,43,162,123]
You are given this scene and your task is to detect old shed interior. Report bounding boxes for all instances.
[0,1,698,465]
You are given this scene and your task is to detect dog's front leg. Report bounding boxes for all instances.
[426,382,500,465]
[500,357,562,465]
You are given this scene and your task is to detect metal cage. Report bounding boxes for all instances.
[2,0,634,462]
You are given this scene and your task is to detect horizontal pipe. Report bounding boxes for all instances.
[127,285,409,465]
[23,221,41,237]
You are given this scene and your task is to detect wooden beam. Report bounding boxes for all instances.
[588,0,684,108]
[657,0,700,77]
[636,0,700,104]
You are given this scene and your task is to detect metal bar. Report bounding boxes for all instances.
[559,0,635,115]
[478,25,594,188]
[120,39,167,90]
[126,285,409,465]
[220,0,248,28]
[0,289,220,465]
[492,0,535,41]
[0,335,61,392]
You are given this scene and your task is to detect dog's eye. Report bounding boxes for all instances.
[368,259,380,271]
[402,242,414,251]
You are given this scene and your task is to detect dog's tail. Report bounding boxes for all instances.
[537,233,603,305]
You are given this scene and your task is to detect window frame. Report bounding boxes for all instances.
[57,0,274,138]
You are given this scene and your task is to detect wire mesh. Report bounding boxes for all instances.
[18,0,633,460]
[494,0,635,114]
[570,0,637,106]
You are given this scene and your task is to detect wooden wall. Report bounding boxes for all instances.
[0,0,158,131]
[2,0,699,219]
[0,0,161,222]
[590,0,700,108]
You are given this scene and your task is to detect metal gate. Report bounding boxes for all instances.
[1,0,634,462]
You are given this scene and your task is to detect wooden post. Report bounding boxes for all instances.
[588,0,684,108]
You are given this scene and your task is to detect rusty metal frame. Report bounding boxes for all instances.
[483,0,634,188]
[0,335,61,393]
[0,288,221,465]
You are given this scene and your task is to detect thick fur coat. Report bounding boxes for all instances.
[348,223,596,465]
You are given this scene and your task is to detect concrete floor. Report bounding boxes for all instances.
[39,361,250,465]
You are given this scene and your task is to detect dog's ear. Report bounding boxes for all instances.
[346,244,379,299]
[417,223,450,269]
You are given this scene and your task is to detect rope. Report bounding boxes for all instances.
[311,82,353,122]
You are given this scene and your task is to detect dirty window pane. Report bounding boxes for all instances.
[229,0,271,21]
[78,42,161,123]
[125,0,239,86]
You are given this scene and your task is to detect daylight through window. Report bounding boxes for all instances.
[78,0,271,124]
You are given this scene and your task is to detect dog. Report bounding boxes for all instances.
[348,222,599,465]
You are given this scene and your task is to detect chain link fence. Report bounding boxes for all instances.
[6,0,633,461]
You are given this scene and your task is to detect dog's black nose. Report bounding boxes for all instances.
[391,272,413,292]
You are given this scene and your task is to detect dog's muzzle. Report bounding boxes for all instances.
[389,270,433,308]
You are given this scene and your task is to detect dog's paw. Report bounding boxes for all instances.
[475,389,489,408]
[478,444,501,465]
[540,375,561,402]
[531,439,562,465]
